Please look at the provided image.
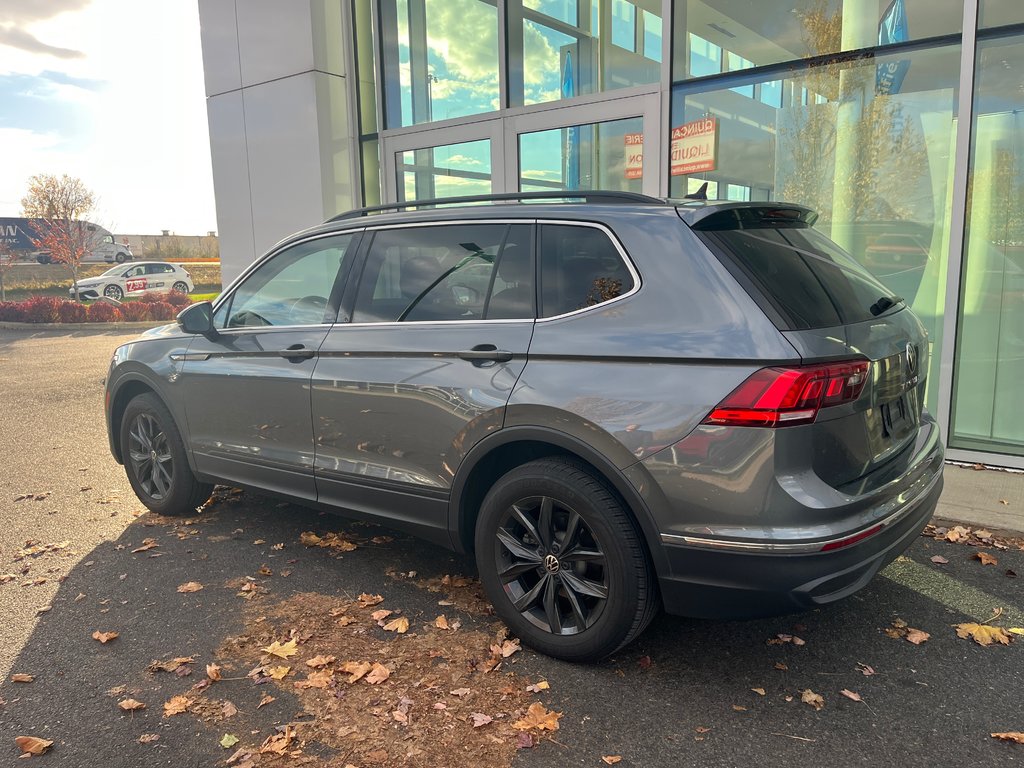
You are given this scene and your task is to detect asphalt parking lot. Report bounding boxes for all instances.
[1,327,1022,767]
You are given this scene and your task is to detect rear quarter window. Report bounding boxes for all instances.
[539,224,635,318]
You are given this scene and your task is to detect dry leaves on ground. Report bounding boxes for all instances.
[884,619,929,644]
[299,531,357,552]
[260,640,298,659]
[801,689,825,711]
[974,552,999,566]
[10,674,34,683]
[148,656,194,673]
[118,698,146,711]
[357,593,384,608]
[15,736,53,756]
[131,538,159,553]
[955,623,1013,646]
[305,655,335,668]
[92,630,119,644]
[991,732,1024,744]
[602,757,623,765]
[768,633,806,646]
[840,689,863,702]
[513,702,562,732]
[382,616,410,634]
[177,581,204,593]
[163,695,191,716]
[206,663,222,681]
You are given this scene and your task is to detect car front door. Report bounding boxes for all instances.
[122,264,148,296]
[178,232,359,501]
[311,221,535,543]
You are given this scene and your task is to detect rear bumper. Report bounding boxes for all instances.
[656,469,942,618]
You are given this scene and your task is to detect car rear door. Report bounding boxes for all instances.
[177,232,358,501]
[310,221,535,543]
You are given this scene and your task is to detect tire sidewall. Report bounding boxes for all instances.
[172,281,189,293]
[105,285,123,300]
[120,394,196,516]
[475,465,642,661]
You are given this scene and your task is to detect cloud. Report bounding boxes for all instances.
[3,0,92,24]
[0,26,84,58]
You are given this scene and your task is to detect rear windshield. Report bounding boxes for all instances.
[695,209,901,330]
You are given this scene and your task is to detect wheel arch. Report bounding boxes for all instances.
[449,426,668,577]
[107,375,192,471]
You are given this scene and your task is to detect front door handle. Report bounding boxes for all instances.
[458,344,513,363]
[279,344,315,361]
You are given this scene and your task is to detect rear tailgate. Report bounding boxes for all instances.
[688,204,930,487]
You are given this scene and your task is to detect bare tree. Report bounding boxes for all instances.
[21,174,99,302]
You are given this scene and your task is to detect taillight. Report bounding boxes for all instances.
[703,361,869,428]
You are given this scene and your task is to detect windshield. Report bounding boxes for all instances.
[101,265,127,277]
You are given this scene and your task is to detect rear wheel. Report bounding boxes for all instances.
[171,281,190,294]
[120,393,212,516]
[475,457,658,662]
[104,284,124,301]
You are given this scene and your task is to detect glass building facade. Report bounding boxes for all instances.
[200,0,1024,467]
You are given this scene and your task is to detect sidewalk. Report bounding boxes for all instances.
[934,462,1024,534]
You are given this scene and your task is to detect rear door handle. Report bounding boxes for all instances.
[279,344,315,361]
[458,344,513,363]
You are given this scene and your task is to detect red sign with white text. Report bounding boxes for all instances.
[670,118,718,176]
[624,132,643,180]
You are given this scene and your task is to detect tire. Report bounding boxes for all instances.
[104,284,124,301]
[115,252,128,263]
[120,393,213,516]
[171,281,190,294]
[37,254,51,265]
[475,457,658,662]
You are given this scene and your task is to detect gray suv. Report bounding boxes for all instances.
[104,192,944,661]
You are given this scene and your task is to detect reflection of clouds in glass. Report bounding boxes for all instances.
[523,19,567,104]
[443,154,484,167]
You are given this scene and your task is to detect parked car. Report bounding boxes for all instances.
[70,261,193,301]
[103,192,944,662]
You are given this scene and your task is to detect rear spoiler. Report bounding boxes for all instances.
[676,202,818,229]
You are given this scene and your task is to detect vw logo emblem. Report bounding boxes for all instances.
[906,342,917,375]
[543,554,560,574]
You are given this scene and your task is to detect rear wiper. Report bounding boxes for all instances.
[869,295,903,316]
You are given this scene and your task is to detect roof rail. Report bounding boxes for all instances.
[327,190,666,222]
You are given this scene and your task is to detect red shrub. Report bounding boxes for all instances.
[87,302,122,322]
[22,296,65,324]
[120,302,151,321]
[138,291,163,304]
[165,290,193,307]
[57,300,88,323]
[148,301,177,321]
[0,302,27,322]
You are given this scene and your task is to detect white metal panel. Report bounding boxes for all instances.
[242,73,328,261]
[206,91,255,284]
[236,0,315,88]
[198,0,241,97]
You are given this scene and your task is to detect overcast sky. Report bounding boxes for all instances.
[0,0,215,235]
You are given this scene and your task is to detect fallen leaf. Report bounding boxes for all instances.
[177,581,204,593]
[512,702,562,732]
[15,736,53,756]
[257,694,275,709]
[163,695,191,716]
[206,663,222,681]
[138,734,160,744]
[974,552,999,566]
[945,525,971,542]
[131,538,159,553]
[527,681,550,693]
[357,593,384,608]
[991,732,1024,744]
[602,757,623,765]
[434,615,450,630]
[261,640,298,659]
[840,689,862,702]
[800,689,825,711]
[732,705,748,712]
[955,623,1012,646]
[1008,628,1024,636]
[857,662,876,676]
[119,698,146,711]
[638,655,653,669]
[305,655,336,668]
[930,555,949,564]
[222,701,238,719]
[491,638,521,658]
[975,529,993,539]
[516,732,535,749]
[10,674,34,683]
[471,712,493,727]
[905,628,930,645]
[450,687,471,697]
[259,724,296,755]
[365,662,391,684]
[364,749,389,763]
[370,609,393,622]
[382,616,410,634]
[774,662,788,671]
[92,630,119,643]
[695,727,711,733]
[340,661,372,683]
[258,565,273,576]
[751,687,766,696]
[148,656,195,673]
[220,734,240,749]
[295,669,334,689]
[266,665,291,680]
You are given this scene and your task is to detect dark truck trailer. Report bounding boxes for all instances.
[0,217,133,264]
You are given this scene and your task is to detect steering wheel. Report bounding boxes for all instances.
[289,295,328,322]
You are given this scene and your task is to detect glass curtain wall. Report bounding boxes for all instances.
[520,115,645,191]
[949,30,1024,455]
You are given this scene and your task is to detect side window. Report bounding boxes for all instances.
[221,234,354,329]
[125,265,146,278]
[352,224,533,323]
[539,225,635,318]
[102,235,113,244]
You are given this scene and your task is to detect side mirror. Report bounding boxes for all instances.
[177,301,218,337]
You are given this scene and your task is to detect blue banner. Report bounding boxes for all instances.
[877,0,910,95]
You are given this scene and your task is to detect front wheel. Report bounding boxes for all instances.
[475,457,658,662]
[120,393,213,516]
[115,252,128,263]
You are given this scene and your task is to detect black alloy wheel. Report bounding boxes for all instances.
[120,393,212,515]
[476,457,658,662]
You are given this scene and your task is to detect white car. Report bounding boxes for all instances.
[69,262,194,301]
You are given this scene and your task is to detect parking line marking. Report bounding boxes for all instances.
[882,557,1024,625]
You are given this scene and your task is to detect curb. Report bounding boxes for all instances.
[0,321,170,331]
